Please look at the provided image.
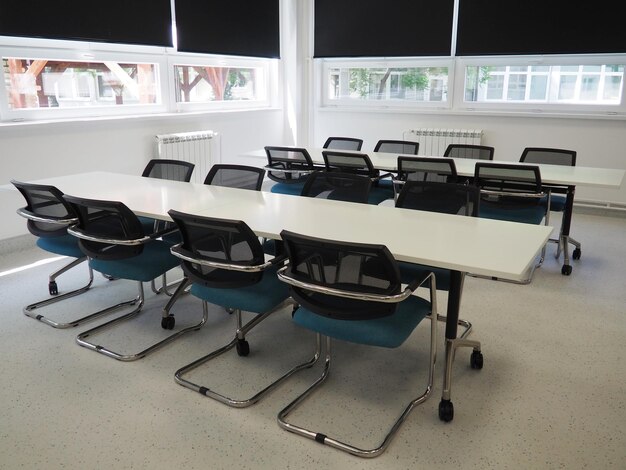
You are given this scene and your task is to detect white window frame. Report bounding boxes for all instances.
[319,58,455,110]
[0,35,279,123]
[453,55,626,117]
[167,53,278,112]
[0,36,170,122]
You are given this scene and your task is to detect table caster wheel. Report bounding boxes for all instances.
[161,315,175,330]
[470,350,484,369]
[236,339,250,357]
[561,264,572,275]
[439,399,454,422]
[49,281,58,296]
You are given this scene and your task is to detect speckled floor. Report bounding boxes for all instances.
[0,211,624,470]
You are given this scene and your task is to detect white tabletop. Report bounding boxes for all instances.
[246,148,625,189]
[31,171,552,281]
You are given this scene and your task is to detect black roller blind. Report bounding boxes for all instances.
[0,0,172,47]
[175,0,280,58]
[314,0,455,58]
[456,0,626,56]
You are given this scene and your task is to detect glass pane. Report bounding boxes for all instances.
[582,65,601,72]
[560,65,580,73]
[603,75,623,100]
[529,75,548,100]
[486,75,504,99]
[327,66,448,102]
[3,58,159,109]
[558,76,577,100]
[530,65,550,72]
[580,75,600,100]
[508,66,527,72]
[507,74,527,100]
[174,65,262,103]
[606,65,624,73]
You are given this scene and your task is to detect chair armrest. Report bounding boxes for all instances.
[16,208,77,225]
[67,225,153,246]
[170,244,281,273]
[264,164,316,175]
[479,189,546,199]
[276,266,417,303]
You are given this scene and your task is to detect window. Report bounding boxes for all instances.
[4,58,160,110]
[322,60,451,108]
[173,63,268,107]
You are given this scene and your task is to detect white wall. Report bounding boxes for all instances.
[312,110,626,205]
[0,109,284,240]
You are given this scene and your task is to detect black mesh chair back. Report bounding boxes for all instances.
[322,150,379,179]
[474,163,543,209]
[264,146,315,184]
[396,181,480,216]
[12,181,76,238]
[397,156,458,183]
[168,209,265,289]
[280,230,402,320]
[204,164,265,191]
[142,159,195,182]
[520,147,576,166]
[374,140,419,155]
[444,144,495,160]
[63,195,145,260]
[301,171,371,204]
[323,136,364,151]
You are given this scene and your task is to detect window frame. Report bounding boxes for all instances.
[319,58,455,110]
[167,53,278,112]
[452,55,626,117]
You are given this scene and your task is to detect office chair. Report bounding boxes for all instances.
[444,144,495,160]
[63,195,207,361]
[204,163,265,190]
[323,136,364,151]
[374,139,419,155]
[142,158,195,182]
[520,147,580,275]
[264,146,318,196]
[474,162,550,283]
[276,230,437,457]
[12,180,95,328]
[322,150,393,205]
[392,156,458,200]
[168,210,317,407]
[301,171,371,204]
[141,158,196,294]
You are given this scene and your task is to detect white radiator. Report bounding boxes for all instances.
[403,128,483,156]
[155,130,220,183]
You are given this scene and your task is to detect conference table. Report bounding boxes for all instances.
[246,147,625,274]
[25,171,552,419]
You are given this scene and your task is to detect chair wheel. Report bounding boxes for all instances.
[439,399,454,422]
[161,316,175,330]
[572,248,581,260]
[470,350,484,369]
[225,307,235,314]
[236,339,250,357]
[561,264,572,275]
[48,281,58,296]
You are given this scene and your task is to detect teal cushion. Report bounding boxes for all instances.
[293,295,431,349]
[190,265,289,314]
[270,182,305,196]
[36,235,84,258]
[398,262,449,291]
[542,194,566,212]
[138,216,157,233]
[479,205,546,225]
[378,179,394,189]
[88,240,179,282]
[368,186,395,205]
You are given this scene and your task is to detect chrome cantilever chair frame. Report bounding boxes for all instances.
[167,211,318,408]
[63,197,206,361]
[12,180,97,329]
[274,235,437,458]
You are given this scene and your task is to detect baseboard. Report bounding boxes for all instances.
[0,234,37,256]
[573,200,626,218]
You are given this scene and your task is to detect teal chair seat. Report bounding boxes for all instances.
[368,186,395,205]
[479,204,546,225]
[270,182,305,196]
[398,262,451,291]
[293,295,430,349]
[541,194,566,211]
[37,234,85,258]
